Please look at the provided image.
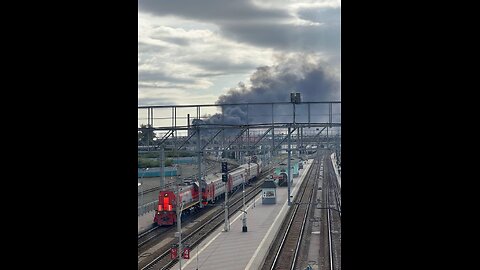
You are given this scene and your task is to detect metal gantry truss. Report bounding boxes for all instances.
[139,101,340,152]
[138,101,341,197]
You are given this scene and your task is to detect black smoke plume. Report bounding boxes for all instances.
[199,53,340,127]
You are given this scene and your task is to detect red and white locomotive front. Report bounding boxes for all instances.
[154,190,177,226]
[154,185,199,226]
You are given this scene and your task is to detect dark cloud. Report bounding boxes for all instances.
[220,22,339,52]
[139,0,339,53]
[138,0,288,22]
[150,30,191,46]
[297,7,341,24]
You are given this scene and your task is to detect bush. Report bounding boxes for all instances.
[138,157,173,168]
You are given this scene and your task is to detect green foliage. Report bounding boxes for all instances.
[138,157,173,168]
[138,124,156,146]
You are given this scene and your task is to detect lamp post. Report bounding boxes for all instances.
[176,184,185,270]
[242,174,247,232]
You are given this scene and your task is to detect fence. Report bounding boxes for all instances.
[138,199,158,216]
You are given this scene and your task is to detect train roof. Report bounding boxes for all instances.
[203,162,258,184]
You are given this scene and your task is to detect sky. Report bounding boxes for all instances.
[138,0,341,107]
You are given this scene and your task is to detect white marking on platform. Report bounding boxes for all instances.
[182,194,263,268]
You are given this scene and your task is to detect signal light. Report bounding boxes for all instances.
[170,245,178,260]
[182,246,191,259]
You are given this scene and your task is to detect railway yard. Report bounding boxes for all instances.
[138,150,341,270]
[138,101,341,269]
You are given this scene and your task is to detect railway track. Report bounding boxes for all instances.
[262,153,321,270]
[138,165,276,270]
[322,152,341,270]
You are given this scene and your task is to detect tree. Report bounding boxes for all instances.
[138,124,156,146]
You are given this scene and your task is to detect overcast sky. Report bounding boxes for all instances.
[138,0,341,106]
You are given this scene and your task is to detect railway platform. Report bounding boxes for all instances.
[169,159,314,270]
[330,153,341,188]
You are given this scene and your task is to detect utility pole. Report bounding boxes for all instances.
[243,129,249,232]
[176,184,183,270]
[224,176,229,232]
[160,146,165,189]
[197,123,203,208]
[222,158,229,232]
[288,92,300,207]
[242,174,247,232]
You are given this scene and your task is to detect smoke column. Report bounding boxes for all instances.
[201,53,340,126]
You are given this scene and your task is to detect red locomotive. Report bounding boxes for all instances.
[154,158,262,226]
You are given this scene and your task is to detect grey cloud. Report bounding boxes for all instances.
[139,0,339,53]
[138,83,188,89]
[162,37,190,46]
[138,70,196,84]
[138,97,175,106]
[138,42,167,53]
[192,72,228,78]
[221,22,340,52]
[138,0,288,22]
[188,58,257,73]
[297,7,340,24]
[150,32,191,46]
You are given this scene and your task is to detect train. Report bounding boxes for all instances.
[154,157,262,226]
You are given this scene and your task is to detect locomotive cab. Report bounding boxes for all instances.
[154,191,176,226]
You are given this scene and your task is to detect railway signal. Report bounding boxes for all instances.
[221,161,228,173]
[222,173,228,182]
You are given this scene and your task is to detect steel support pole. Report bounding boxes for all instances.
[242,177,247,232]
[160,146,165,189]
[176,184,183,270]
[224,174,229,232]
[272,104,275,157]
[287,126,292,206]
[297,127,300,158]
[197,125,202,208]
[327,126,329,149]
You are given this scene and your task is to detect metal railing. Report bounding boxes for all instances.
[138,200,159,216]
